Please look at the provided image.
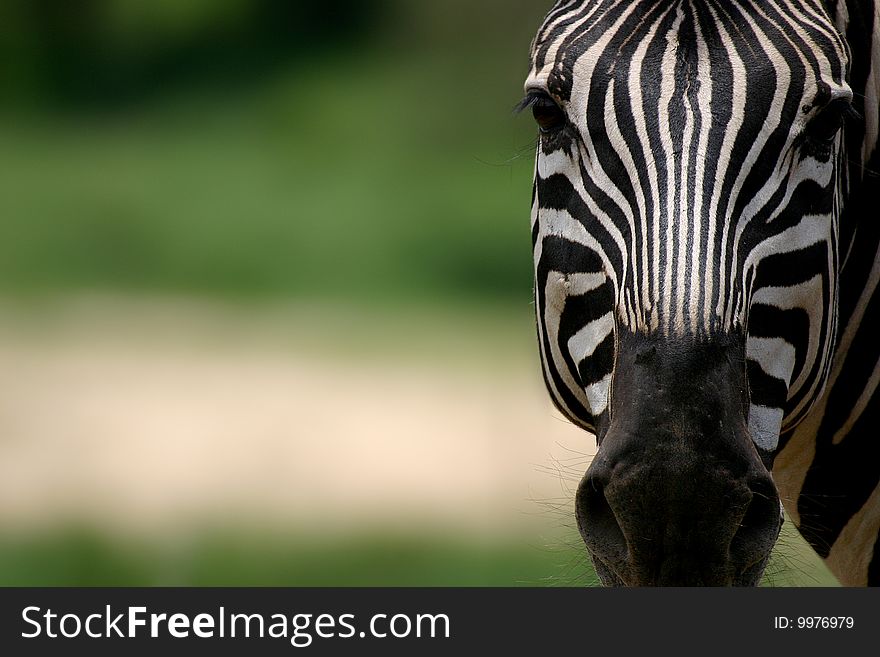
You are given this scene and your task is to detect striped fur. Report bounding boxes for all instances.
[525,0,880,584]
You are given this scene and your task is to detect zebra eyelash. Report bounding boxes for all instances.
[516,90,570,141]
[514,90,553,114]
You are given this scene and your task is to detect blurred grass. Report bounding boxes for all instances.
[0,529,589,587]
[0,2,543,305]
[0,525,838,587]
[0,65,536,303]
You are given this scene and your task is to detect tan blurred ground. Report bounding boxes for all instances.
[0,296,591,538]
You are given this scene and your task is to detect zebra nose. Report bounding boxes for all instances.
[576,458,782,586]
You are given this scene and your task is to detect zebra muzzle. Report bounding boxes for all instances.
[575,330,783,586]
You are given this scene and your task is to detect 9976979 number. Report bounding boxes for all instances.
[774,617,854,629]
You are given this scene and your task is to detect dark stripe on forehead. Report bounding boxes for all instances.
[786,0,852,78]
[533,1,848,84]
[679,1,704,331]
[708,1,784,307]
[761,0,847,85]
[726,4,813,219]
[637,3,684,311]
[609,3,676,311]
[692,0,732,324]
[544,0,589,32]
[534,0,631,100]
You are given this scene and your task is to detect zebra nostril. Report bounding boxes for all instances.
[730,477,781,569]
[576,469,628,564]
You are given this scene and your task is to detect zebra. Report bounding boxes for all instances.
[522,0,880,586]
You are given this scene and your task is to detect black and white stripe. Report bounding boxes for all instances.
[525,0,880,585]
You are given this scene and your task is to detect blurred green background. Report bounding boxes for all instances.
[0,0,836,586]
[0,0,539,303]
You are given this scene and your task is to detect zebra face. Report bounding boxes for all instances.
[525,0,852,585]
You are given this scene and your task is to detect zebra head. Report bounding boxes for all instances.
[525,0,853,585]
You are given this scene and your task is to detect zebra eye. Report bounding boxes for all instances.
[533,98,566,134]
[520,91,566,134]
[806,98,851,144]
